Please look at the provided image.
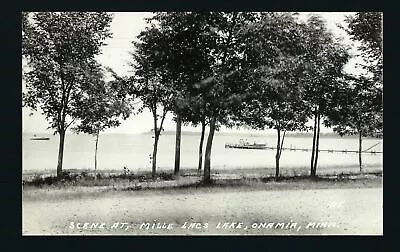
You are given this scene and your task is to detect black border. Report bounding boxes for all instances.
[18,0,385,12]
[3,0,397,251]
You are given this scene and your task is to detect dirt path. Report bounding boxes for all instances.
[23,187,382,235]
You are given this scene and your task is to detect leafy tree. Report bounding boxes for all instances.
[326,12,383,172]
[232,13,310,178]
[146,12,262,182]
[343,12,382,106]
[138,12,246,181]
[239,58,309,179]
[131,25,175,178]
[300,15,350,177]
[22,12,113,178]
[146,12,215,175]
[196,12,260,183]
[326,75,382,172]
[72,69,133,173]
[344,12,382,84]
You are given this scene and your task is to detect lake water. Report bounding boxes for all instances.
[22,132,383,174]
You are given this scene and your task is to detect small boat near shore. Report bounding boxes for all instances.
[225,139,267,149]
[30,137,50,140]
[30,134,50,141]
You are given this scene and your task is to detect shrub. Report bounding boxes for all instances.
[31,175,44,186]
[96,173,103,180]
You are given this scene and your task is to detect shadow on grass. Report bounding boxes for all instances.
[121,177,254,192]
[121,171,383,193]
[262,171,383,183]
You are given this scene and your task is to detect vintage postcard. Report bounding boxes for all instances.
[22,12,383,235]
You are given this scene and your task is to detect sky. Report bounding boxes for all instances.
[22,12,363,135]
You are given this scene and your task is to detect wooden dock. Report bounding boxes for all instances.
[226,145,382,154]
[267,146,382,154]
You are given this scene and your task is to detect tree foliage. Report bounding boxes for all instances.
[228,13,312,177]
[72,70,133,135]
[71,69,133,171]
[344,12,383,86]
[345,12,382,58]
[131,21,176,177]
[22,12,113,176]
[22,12,113,134]
[145,12,217,174]
[326,12,383,171]
[296,15,350,176]
[235,13,310,129]
[327,75,382,138]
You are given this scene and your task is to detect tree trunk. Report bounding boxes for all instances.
[359,130,363,173]
[152,134,159,178]
[310,112,318,177]
[94,130,99,179]
[152,110,159,179]
[174,114,182,175]
[56,130,66,178]
[198,120,206,171]
[313,113,321,175]
[203,117,216,184]
[275,127,281,179]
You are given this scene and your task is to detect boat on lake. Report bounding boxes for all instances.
[225,139,267,149]
[30,134,50,141]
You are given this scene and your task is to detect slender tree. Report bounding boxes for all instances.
[178,95,209,171]
[72,70,133,174]
[187,98,209,171]
[239,59,309,179]
[22,12,112,178]
[197,119,207,171]
[198,12,260,183]
[326,75,382,172]
[326,12,383,172]
[300,15,350,177]
[131,25,174,178]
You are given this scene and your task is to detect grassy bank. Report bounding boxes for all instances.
[22,167,382,202]
[22,163,383,181]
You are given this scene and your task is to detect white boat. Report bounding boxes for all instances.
[225,139,267,149]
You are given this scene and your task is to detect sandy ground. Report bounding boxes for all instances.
[22,187,382,235]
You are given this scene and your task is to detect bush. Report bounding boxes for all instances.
[31,175,44,186]
[158,172,174,181]
[96,173,103,180]
[61,170,71,178]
